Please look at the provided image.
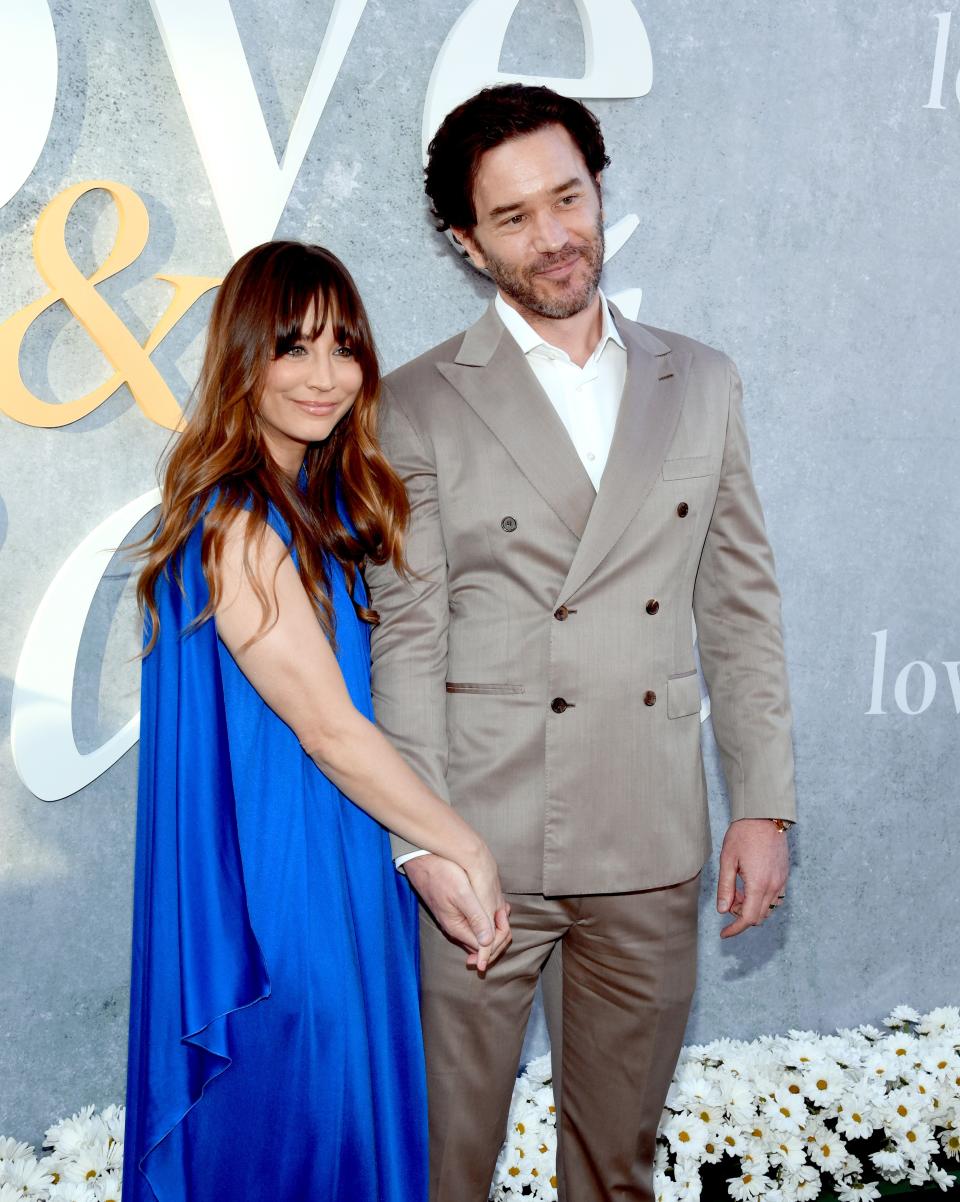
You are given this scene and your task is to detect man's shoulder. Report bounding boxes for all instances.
[382,329,467,405]
[623,316,735,374]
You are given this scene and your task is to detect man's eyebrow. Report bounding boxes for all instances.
[486,176,585,220]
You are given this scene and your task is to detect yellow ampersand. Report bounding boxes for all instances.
[0,180,220,430]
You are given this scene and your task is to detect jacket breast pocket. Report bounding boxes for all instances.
[446,683,525,695]
[662,455,716,480]
[667,671,703,719]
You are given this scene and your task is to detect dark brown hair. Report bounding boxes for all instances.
[425,84,610,233]
[136,240,409,652]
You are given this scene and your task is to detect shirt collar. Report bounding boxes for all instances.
[495,289,625,363]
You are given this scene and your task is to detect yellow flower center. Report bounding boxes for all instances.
[789,1083,801,1094]
[679,1130,691,1142]
[743,1174,753,1185]
[699,1110,710,1122]
[780,1107,790,1117]
[516,1122,525,1135]
[948,1137,960,1149]
[852,1112,862,1123]
[508,1166,520,1177]
[896,1047,907,1056]
[897,1104,908,1117]
[725,1136,737,1147]
[86,1170,97,1180]
[816,1079,828,1091]
[907,1130,917,1143]
[821,1144,832,1157]
[550,1177,558,1188]
[706,1143,716,1155]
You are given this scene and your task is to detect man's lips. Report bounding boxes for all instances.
[535,252,584,279]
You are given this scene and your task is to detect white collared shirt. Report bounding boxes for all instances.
[494,289,627,491]
[395,291,628,872]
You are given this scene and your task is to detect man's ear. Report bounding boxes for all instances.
[452,227,487,271]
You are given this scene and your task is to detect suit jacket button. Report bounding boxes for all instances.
[554,606,569,621]
[501,516,518,532]
[643,690,657,706]
[677,502,689,518]
[645,599,660,615]
[551,697,568,713]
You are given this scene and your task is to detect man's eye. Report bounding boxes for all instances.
[558,194,579,206]
[504,214,525,227]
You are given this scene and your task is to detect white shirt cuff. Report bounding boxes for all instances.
[395,849,431,872]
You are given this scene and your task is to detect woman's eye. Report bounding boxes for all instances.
[334,345,355,358]
[285,344,307,357]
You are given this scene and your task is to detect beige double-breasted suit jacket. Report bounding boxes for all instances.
[367,301,796,896]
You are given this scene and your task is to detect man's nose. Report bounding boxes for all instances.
[531,209,568,253]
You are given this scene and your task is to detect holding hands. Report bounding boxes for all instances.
[405,853,512,972]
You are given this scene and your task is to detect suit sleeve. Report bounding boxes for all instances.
[692,360,797,823]
[366,383,452,860]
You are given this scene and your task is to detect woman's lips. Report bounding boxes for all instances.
[292,398,340,416]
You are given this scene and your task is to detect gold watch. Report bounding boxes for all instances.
[771,818,794,833]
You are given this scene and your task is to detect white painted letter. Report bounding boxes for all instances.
[149,0,368,258]
[866,628,888,714]
[924,12,952,109]
[894,660,936,716]
[11,490,160,801]
[942,661,960,713]
[0,0,57,208]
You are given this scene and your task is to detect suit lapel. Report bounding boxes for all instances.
[437,303,596,539]
[558,314,692,603]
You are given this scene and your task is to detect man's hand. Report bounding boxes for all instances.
[716,818,790,938]
[404,853,512,970]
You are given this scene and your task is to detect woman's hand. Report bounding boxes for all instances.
[461,846,512,971]
[404,852,512,972]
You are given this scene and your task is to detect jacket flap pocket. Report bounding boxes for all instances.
[667,671,703,719]
[662,455,715,480]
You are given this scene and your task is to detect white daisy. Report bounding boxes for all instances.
[939,1126,960,1159]
[929,1163,956,1192]
[896,1122,937,1162]
[762,1094,806,1135]
[836,1183,882,1202]
[726,1168,769,1200]
[1,1155,53,1193]
[918,1007,960,1037]
[808,1130,848,1171]
[871,1146,907,1177]
[802,1060,845,1107]
[0,1140,34,1162]
[768,1133,806,1173]
[885,1005,921,1027]
[661,1112,709,1159]
[834,1087,878,1140]
[786,1165,822,1201]
[92,1172,122,1202]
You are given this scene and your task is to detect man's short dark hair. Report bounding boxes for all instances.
[424,84,610,233]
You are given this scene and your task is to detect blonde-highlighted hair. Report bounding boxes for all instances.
[136,241,408,652]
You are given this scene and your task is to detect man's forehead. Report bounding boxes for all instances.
[473,125,591,209]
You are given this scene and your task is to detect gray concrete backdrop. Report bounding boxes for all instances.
[1,0,958,1145]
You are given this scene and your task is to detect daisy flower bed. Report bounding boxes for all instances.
[492,1005,960,1202]
[1,1006,958,1201]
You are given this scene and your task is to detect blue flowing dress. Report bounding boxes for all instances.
[123,504,427,1202]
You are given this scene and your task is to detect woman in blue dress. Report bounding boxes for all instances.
[123,241,511,1202]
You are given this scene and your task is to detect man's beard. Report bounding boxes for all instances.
[478,216,605,320]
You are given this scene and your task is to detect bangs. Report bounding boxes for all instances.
[272,249,371,361]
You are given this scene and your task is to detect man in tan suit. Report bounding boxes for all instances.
[366,84,796,1202]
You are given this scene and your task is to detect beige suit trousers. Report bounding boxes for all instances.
[420,876,700,1202]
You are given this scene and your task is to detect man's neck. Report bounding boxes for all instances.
[499,290,603,368]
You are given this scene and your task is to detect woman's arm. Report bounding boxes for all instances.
[212,512,511,968]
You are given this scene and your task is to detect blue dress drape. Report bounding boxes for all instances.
[123,507,427,1201]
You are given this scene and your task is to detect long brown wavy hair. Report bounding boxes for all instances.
[136,240,409,653]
